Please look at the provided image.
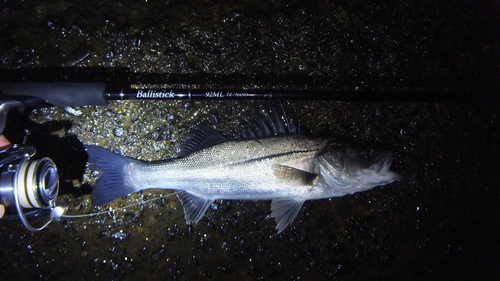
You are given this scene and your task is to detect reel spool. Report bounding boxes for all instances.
[0,145,65,231]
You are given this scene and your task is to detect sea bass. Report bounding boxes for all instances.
[85,109,401,233]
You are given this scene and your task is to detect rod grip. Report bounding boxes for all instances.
[0,82,108,107]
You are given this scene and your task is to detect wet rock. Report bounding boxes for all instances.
[44,233,60,247]
[151,245,165,261]
[66,42,93,65]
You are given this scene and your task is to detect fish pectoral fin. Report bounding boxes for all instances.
[272,164,318,186]
[270,198,305,233]
[176,191,214,225]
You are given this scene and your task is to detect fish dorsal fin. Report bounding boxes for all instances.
[242,106,300,139]
[272,164,318,186]
[270,198,305,233]
[178,124,228,158]
[176,191,214,225]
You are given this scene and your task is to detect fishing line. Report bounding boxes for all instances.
[60,192,178,219]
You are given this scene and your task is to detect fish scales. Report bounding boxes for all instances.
[127,135,329,201]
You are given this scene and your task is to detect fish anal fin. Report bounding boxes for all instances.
[272,164,318,186]
[270,198,305,233]
[176,191,214,225]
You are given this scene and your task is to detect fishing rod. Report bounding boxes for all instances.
[1,81,498,111]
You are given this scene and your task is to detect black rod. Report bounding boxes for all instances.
[1,83,499,109]
[106,88,500,103]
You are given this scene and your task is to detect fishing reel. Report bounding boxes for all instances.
[0,143,65,231]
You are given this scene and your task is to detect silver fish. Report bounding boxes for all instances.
[86,110,401,233]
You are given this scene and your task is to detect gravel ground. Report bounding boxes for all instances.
[0,1,499,280]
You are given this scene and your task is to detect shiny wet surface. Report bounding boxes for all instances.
[0,1,499,280]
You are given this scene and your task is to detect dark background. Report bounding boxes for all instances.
[0,0,499,280]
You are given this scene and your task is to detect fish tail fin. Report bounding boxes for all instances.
[85,145,139,206]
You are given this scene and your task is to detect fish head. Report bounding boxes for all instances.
[313,145,402,197]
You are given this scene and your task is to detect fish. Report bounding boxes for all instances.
[85,108,401,233]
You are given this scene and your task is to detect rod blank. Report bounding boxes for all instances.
[106,88,500,103]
